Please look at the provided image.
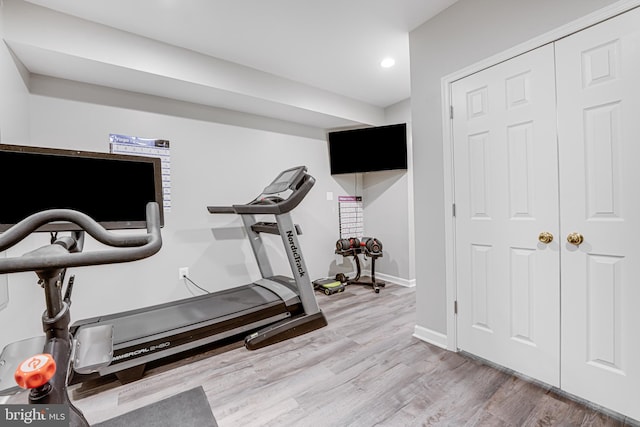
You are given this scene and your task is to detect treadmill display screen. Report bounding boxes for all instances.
[263,167,305,195]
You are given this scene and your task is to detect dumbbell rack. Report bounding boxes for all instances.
[335,246,385,293]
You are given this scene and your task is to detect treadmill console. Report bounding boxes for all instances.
[262,166,307,196]
[207,165,315,215]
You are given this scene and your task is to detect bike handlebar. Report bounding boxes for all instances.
[0,202,162,274]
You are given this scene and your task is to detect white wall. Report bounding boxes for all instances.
[409,0,621,339]
[0,1,35,344]
[0,4,30,143]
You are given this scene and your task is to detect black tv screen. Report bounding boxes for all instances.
[328,123,407,175]
[0,144,164,232]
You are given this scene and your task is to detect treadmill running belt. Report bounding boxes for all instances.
[79,283,286,344]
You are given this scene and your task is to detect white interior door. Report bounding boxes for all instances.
[451,44,560,386]
[556,6,640,420]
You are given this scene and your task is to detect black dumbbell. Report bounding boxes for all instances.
[336,237,360,251]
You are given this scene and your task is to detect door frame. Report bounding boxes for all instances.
[440,0,640,351]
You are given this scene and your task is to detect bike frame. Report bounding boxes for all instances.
[0,203,162,427]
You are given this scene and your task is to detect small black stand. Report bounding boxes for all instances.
[335,247,385,293]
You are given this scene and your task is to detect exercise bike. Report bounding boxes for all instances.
[0,202,162,427]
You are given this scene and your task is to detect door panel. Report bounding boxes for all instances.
[556,6,640,420]
[452,44,560,386]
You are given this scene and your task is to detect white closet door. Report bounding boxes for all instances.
[556,6,640,420]
[451,44,560,386]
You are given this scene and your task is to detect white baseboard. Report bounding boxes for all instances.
[375,272,415,287]
[413,325,448,350]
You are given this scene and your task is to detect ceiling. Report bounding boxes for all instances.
[3,0,457,129]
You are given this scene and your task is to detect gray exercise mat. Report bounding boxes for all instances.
[94,386,217,427]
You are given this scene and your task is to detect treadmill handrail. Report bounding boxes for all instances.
[207,173,315,215]
[206,206,236,214]
[0,202,162,274]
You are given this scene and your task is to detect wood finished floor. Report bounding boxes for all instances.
[8,282,639,426]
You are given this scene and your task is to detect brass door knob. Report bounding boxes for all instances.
[538,232,553,244]
[567,232,584,246]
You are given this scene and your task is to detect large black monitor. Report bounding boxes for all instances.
[327,123,407,175]
[0,144,164,232]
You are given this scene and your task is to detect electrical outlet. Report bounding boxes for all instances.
[178,267,189,279]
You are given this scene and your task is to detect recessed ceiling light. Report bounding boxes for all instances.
[380,57,395,68]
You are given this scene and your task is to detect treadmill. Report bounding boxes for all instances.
[69,166,327,384]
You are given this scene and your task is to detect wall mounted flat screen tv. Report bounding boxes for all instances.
[0,144,164,232]
[328,123,407,175]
